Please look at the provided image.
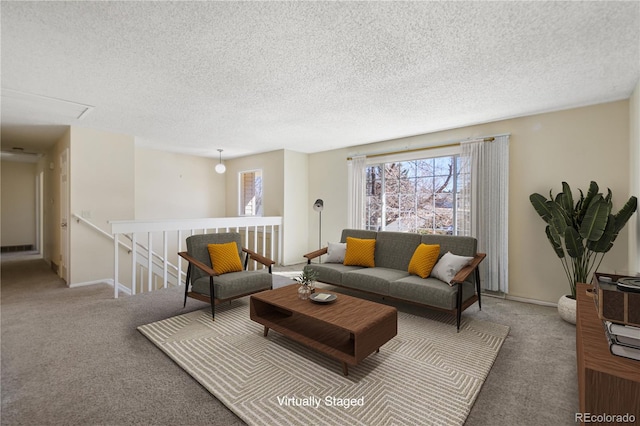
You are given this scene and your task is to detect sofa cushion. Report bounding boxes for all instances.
[343,237,376,267]
[325,242,346,263]
[431,252,474,285]
[342,267,409,295]
[305,263,363,286]
[340,229,378,243]
[390,275,476,310]
[191,271,272,300]
[421,234,477,258]
[408,244,440,278]
[374,231,422,270]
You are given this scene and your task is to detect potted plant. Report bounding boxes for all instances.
[295,265,319,300]
[530,181,637,324]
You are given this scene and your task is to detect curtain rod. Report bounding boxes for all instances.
[347,137,495,161]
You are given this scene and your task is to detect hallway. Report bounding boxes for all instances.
[0,258,243,425]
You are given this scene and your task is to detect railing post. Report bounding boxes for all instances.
[163,231,168,288]
[113,233,119,298]
[131,233,137,295]
[147,232,153,292]
[177,230,183,286]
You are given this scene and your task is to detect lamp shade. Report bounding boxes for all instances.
[313,199,324,212]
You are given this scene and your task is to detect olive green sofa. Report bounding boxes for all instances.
[303,229,486,331]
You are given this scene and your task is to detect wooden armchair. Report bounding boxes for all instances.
[178,233,275,320]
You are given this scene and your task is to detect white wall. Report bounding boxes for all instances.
[1,160,37,247]
[629,80,640,275]
[308,100,633,304]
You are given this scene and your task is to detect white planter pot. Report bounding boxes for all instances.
[558,295,577,325]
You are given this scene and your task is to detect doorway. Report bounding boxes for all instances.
[59,148,69,283]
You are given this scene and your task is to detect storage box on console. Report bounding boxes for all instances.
[592,272,640,327]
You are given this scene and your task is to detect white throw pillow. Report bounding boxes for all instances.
[431,252,474,286]
[325,242,347,263]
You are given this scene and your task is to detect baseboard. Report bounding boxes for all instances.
[505,294,557,307]
[69,279,132,296]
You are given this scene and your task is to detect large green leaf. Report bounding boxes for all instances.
[564,227,584,259]
[577,181,599,222]
[579,195,610,241]
[549,203,569,235]
[560,182,574,213]
[613,196,638,234]
[604,188,612,204]
[587,215,616,253]
[530,193,553,222]
[546,225,564,258]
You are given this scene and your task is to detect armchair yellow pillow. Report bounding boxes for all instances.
[207,242,243,275]
[408,244,440,278]
[343,237,376,267]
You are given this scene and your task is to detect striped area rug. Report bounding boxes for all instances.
[138,297,509,425]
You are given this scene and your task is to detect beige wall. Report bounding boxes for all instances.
[308,100,633,304]
[69,127,135,285]
[134,147,225,287]
[224,149,310,264]
[308,149,349,249]
[225,149,284,218]
[283,150,309,265]
[1,160,37,247]
[38,128,230,289]
[630,80,640,275]
[134,147,224,220]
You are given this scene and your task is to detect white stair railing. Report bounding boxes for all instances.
[73,214,187,294]
[109,217,283,298]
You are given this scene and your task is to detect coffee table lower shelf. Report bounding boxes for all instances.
[250,288,397,376]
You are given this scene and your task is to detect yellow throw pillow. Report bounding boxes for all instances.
[343,237,376,268]
[207,242,243,275]
[408,244,441,278]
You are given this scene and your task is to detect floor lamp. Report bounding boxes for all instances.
[313,199,324,258]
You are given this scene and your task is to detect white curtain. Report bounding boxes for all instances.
[460,136,509,293]
[347,155,366,229]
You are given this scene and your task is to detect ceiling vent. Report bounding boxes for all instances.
[1,88,94,121]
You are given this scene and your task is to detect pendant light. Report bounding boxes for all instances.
[215,149,226,174]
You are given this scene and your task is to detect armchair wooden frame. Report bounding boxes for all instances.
[178,247,275,320]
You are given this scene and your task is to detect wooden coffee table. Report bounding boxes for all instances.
[249,284,397,376]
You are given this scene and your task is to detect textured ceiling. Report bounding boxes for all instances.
[1,1,639,159]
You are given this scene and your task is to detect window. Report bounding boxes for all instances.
[364,155,468,235]
[239,170,263,216]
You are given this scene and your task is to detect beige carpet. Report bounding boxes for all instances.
[138,294,509,426]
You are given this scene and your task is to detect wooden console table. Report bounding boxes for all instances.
[576,282,640,423]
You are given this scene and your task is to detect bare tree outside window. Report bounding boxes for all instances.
[365,155,468,234]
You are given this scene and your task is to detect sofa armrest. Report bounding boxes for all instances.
[450,253,486,285]
[178,251,219,276]
[303,247,328,263]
